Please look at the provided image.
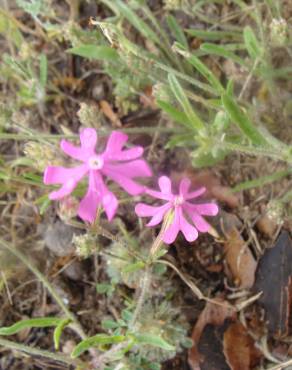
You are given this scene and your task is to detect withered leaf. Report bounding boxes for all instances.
[253,231,292,338]
[198,322,231,370]
[188,299,235,370]
[223,213,257,289]
[223,322,261,370]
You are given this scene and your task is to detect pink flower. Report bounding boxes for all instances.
[44,128,152,223]
[135,176,218,244]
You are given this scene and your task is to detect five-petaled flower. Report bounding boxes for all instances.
[135,176,218,244]
[44,128,152,223]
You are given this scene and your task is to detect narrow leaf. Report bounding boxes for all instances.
[53,318,71,350]
[186,29,242,41]
[243,26,262,60]
[166,15,188,48]
[185,54,224,93]
[200,43,246,68]
[71,334,125,358]
[156,100,190,127]
[39,54,47,88]
[0,317,63,336]
[168,73,205,132]
[134,333,175,351]
[122,261,145,274]
[101,0,160,45]
[67,45,119,61]
[222,94,267,146]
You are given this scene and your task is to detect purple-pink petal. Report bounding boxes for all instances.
[60,140,88,161]
[158,176,172,195]
[135,203,161,217]
[79,128,97,152]
[179,178,191,197]
[185,187,206,200]
[147,203,171,227]
[102,160,152,195]
[162,208,180,244]
[190,202,219,216]
[184,204,210,232]
[104,131,128,156]
[44,165,87,185]
[49,179,77,200]
[102,191,118,221]
[178,208,198,242]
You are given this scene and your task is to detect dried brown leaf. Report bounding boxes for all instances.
[223,322,261,370]
[188,299,235,370]
[99,100,122,127]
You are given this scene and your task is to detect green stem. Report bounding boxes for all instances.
[0,337,84,367]
[232,169,292,192]
[220,141,292,164]
[0,126,184,141]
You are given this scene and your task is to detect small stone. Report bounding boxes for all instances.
[256,214,277,238]
[44,221,77,256]
[62,340,76,355]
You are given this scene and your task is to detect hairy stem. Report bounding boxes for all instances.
[0,337,84,367]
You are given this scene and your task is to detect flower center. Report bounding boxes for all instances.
[173,195,184,206]
[88,155,104,170]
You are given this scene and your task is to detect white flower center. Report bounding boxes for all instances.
[88,155,104,170]
[173,195,184,206]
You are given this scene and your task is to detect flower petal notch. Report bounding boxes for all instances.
[135,176,218,244]
[44,128,152,223]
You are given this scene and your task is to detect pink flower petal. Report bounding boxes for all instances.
[44,165,87,185]
[191,203,219,216]
[105,147,144,161]
[147,203,172,227]
[102,160,152,195]
[79,128,97,152]
[104,131,128,155]
[162,209,180,244]
[158,176,172,194]
[49,179,77,200]
[185,187,206,200]
[78,171,103,223]
[135,203,171,227]
[60,140,88,161]
[179,178,191,197]
[146,189,173,201]
[135,203,161,217]
[102,191,118,221]
[184,204,210,232]
[178,208,198,242]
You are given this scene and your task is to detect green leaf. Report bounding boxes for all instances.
[200,43,246,67]
[186,29,242,41]
[168,73,205,133]
[134,333,175,351]
[101,320,121,330]
[156,100,189,128]
[67,45,119,61]
[243,26,262,60]
[39,54,47,88]
[0,10,24,48]
[101,0,160,45]
[122,261,145,274]
[0,317,64,336]
[222,94,267,146]
[184,54,224,93]
[71,334,125,358]
[166,15,188,48]
[53,318,71,350]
